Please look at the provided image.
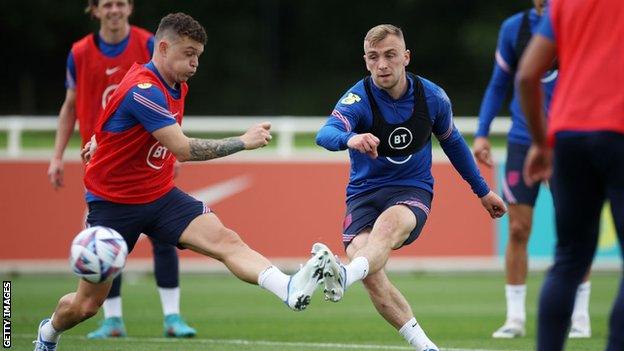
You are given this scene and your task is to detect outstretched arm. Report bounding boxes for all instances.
[152,122,272,162]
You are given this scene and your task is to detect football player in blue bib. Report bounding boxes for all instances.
[316,24,506,351]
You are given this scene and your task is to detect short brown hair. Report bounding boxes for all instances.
[85,0,134,15]
[364,24,404,49]
[155,13,207,45]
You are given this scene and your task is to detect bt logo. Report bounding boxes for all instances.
[388,127,413,150]
[146,141,171,170]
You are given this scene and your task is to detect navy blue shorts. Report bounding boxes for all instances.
[86,187,210,252]
[342,186,432,248]
[502,142,541,206]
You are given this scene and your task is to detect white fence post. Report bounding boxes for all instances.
[277,118,295,157]
[8,118,23,158]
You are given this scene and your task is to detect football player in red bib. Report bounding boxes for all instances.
[34,12,334,351]
[46,0,195,340]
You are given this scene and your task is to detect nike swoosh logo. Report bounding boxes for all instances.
[136,176,252,243]
[105,67,121,75]
[190,175,252,205]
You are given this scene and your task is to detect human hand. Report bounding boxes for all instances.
[523,144,552,186]
[241,122,272,150]
[479,191,507,218]
[473,137,493,167]
[47,158,64,190]
[81,135,97,164]
[347,133,380,159]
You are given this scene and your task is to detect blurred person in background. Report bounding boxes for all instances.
[46,0,196,339]
[473,0,591,338]
[518,0,624,349]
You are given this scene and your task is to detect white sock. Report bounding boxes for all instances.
[505,284,526,323]
[572,281,591,322]
[158,287,180,316]
[399,317,437,350]
[258,266,290,301]
[344,256,369,288]
[40,316,61,343]
[102,296,123,319]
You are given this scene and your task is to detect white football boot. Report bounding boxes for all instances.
[492,319,526,338]
[285,246,328,311]
[312,242,345,302]
[568,315,591,338]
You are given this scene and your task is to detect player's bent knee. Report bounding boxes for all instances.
[209,227,250,260]
[375,207,416,241]
[509,220,531,243]
[218,227,245,246]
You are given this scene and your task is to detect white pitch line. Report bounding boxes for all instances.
[17,334,518,351]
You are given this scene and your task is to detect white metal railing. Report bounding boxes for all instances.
[0,116,511,158]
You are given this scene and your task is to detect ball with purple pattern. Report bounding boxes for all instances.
[70,226,128,283]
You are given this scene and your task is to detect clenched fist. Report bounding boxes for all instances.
[241,122,272,150]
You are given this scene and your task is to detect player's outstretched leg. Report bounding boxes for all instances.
[178,212,327,311]
[35,279,113,350]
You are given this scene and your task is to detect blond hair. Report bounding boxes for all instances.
[85,0,134,15]
[364,24,404,50]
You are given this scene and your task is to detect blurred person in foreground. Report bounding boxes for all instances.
[34,12,333,351]
[517,0,624,349]
[473,0,591,339]
[316,24,506,351]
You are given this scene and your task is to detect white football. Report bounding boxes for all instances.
[70,226,128,283]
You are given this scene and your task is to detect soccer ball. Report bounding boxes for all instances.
[70,226,128,283]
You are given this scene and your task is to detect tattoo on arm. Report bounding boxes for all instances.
[188,137,245,161]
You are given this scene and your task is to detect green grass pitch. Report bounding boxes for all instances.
[8,271,618,350]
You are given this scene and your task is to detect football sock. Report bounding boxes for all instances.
[344,256,369,288]
[41,316,61,343]
[102,296,123,319]
[571,281,591,323]
[505,284,526,323]
[158,287,180,316]
[399,317,436,350]
[258,266,289,301]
